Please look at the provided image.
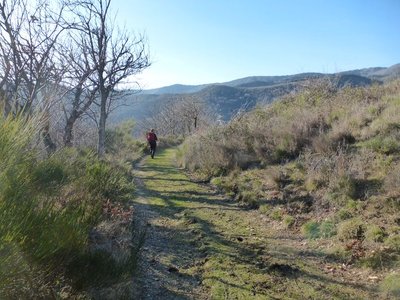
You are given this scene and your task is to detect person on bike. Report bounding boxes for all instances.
[146,128,158,159]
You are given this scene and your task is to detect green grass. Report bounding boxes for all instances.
[0,115,139,297]
[380,273,400,297]
[166,81,400,299]
[134,148,382,299]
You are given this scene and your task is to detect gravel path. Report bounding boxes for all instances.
[131,158,209,299]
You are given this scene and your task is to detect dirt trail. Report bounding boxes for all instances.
[131,149,386,299]
[131,154,211,299]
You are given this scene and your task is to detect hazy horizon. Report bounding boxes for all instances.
[113,0,400,89]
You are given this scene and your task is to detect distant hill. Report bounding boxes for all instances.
[111,63,400,128]
[339,63,400,81]
[140,84,208,95]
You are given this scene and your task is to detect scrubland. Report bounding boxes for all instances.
[177,80,400,296]
[0,117,145,298]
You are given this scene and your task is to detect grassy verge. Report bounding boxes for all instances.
[175,80,400,290]
[136,148,383,299]
[0,116,140,298]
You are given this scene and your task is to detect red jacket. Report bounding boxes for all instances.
[147,132,157,142]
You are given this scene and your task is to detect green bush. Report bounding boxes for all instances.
[67,247,139,290]
[305,178,319,192]
[384,235,400,252]
[259,204,271,214]
[337,218,366,241]
[270,208,283,221]
[365,225,386,243]
[85,161,130,200]
[237,190,259,208]
[302,220,336,239]
[105,120,147,161]
[320,220,337,238]
[302,220,320,239]
[32,158,67,190]
[210,173,239,197]
[380,273,400,297]
[210,177,223,186]
[363,136,400,154]
[0,115,136,297]
[337,208,353,220]
[284,215,295,228]
[335,175,357,200]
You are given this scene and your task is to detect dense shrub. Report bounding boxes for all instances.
[177,79,400,269]
[337,218,366,241]
[0,116,136,297]
[105,120,147,162]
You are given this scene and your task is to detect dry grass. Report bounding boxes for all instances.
[178,79,400,269]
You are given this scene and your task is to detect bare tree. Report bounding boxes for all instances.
[180,95,205,133]
[0,0,72,154]
[0,0,26,116]
[0,0,68,114]
[59,31,98,146]
[72,0,150,156]
[0,0,150,154]
[138,95,217,138]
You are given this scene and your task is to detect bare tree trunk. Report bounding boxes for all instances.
[4,103,11,117]
[62,87,92,147]
[1,94,11,118]
[63,115,76,147]
[98,90,108,157]
[42,121,57,155]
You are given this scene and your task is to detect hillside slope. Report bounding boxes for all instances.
[112,64,399,126]
[177,80,400,298]
[132,149,386,299]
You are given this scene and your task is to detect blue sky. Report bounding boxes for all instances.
[112,0,400,89]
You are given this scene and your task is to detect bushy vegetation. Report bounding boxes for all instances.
[0,116,139,298]
[177,79,400,268]
[106,120,147,162]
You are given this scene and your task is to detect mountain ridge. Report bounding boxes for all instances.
[140,64,399,95]
[113,63,400,130]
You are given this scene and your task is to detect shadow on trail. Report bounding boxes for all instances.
[133,150,378,298]
[142,190,238,212]
[183,212,374,293]
[137,176,194,183]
